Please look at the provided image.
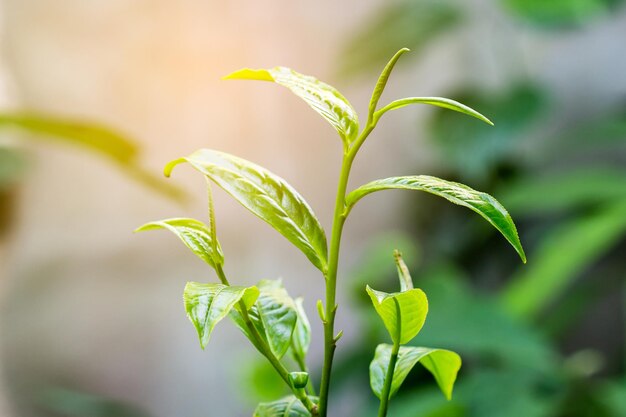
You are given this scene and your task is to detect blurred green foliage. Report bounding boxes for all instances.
[319,0,626,416]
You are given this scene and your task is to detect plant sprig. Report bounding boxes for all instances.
[137,48,525,417]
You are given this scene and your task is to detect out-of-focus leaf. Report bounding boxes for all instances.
[239,358,289,404]
[374,367,560,417]
[500,168,626,215]
[0,113,137,162]
[0,147,26,190]
[184,282,259,349]
[502,0,624,29]
[231,280,299,359]
[367,286,428,344]
[347,176,526,263]
[599,379,626,416]
[224,67,359,146]
[348,231,420,297]
[0,113,185,201]
[374,97,493,126]
[537,113,626,164]
[166,149,328,272]
[38,387,152,417]
[411,264,556,369]
[428,85,545,179]
[291,297,311,361]
[370,344,461,400]
[459,369,560,417]
[135,218,223,268]
[503,200,626,318]
[338,0,462,78]
[254,395,318,417]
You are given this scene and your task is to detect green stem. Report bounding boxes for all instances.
[377,341,400,417]
[378,298,402,417]
[318,124,376,417]
[215,264,318,415]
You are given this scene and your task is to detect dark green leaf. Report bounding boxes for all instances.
[254,395,318,417]
[184,282,259,349]
[375,97,493,126]
[502,0,623,29]
[165,150,328,272]
[347,175,526,263]
[370,344,461,400]
[224,67,359,146]
[135,218,223,268]
[367,286,428,344]
[502,200,626,318]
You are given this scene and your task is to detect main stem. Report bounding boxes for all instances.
[318,125,375,417]
[318,155,351,417]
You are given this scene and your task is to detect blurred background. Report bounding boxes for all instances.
[0,1,625,416]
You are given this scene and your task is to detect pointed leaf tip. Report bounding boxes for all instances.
[222,68,275,81]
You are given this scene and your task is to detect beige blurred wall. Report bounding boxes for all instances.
[0,1,424,416]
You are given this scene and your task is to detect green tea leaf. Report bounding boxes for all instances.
[231,280,299,359]
[370,344,461,400]
[366,286,428,344]
[184,282,259,349]
[135,218,223,268]
[347,176,526,263]
[166,149,328,272]
[368,48,410,121]
[254,395,318,417]
[374,97,493,126]
[225,67,359,146]
[291,297,311,360]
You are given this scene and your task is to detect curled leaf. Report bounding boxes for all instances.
[367,286,428,344]
[370,344,461,400]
